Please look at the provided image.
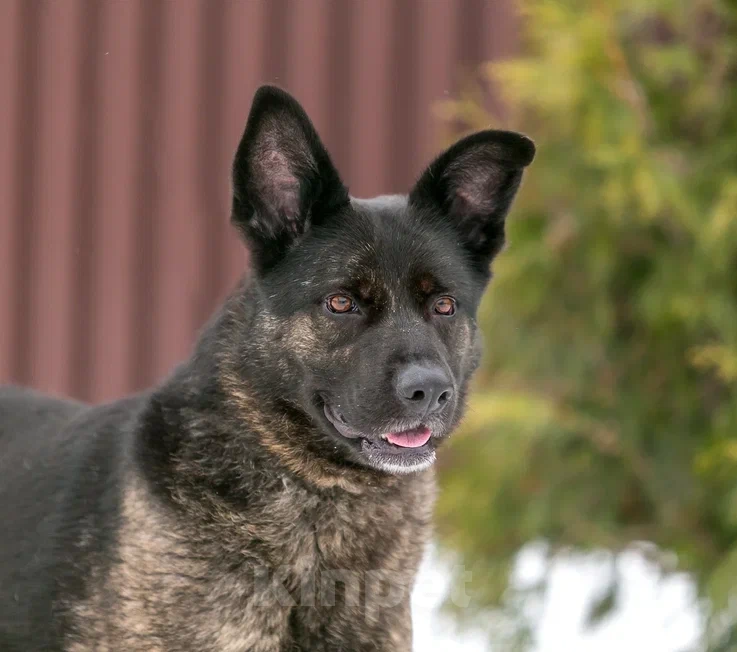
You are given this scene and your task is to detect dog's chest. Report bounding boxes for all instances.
[64,474,434,652]
[258,475,434,575]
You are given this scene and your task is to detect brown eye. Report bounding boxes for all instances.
[327,295,356,314]
[433,296,456,316]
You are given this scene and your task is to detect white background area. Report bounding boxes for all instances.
[412,544,703,652]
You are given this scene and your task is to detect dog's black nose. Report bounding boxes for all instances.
[396,365,453,416]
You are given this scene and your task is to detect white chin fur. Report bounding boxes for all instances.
[372,451,436,475]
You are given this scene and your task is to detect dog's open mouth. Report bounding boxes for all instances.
[323,402,430,448]
[322,401,436,474]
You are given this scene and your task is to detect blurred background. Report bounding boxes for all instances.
[1,1,736,650]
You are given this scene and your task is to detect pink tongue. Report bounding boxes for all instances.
[385,427,432,448]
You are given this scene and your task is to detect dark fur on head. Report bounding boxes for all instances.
[0,85,534,651]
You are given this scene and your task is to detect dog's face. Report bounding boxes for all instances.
[230,86,534,476]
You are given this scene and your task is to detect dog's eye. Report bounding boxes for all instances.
[433,296,456,316]
[326,295,357,314]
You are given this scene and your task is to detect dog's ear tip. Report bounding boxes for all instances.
[253,84,286,100]
[507,132,536,167]
[471,129,536,167]
[250,85,300,113]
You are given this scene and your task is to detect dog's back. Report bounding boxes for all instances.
[0,388,90,651]
[0,386,86,440]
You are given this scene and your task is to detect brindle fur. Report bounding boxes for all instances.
[0,86,534,651]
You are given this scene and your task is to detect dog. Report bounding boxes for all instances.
[0,85,534,651]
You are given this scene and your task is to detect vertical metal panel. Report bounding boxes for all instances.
[347,0,394,195]
[0,0,518,403]
[0,0,24,383]
[87,0,143,401]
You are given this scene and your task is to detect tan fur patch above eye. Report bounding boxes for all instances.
[356,279,377,302]
[417,274,435,295]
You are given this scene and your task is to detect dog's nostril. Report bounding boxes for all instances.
[410,390,425,402]
[437,390,450,405]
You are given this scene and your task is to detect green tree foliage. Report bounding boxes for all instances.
[435,0,737,647]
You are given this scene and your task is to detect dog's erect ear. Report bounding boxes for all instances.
[231,85,349,272]
[409,130,535,273]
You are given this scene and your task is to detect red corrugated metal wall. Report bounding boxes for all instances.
[0,0,518,404]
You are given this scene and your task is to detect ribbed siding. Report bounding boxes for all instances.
[0,0,517,403]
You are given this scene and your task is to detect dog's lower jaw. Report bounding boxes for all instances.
[362,446,437,475]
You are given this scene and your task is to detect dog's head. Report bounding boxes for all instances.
[228,86,534,477]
